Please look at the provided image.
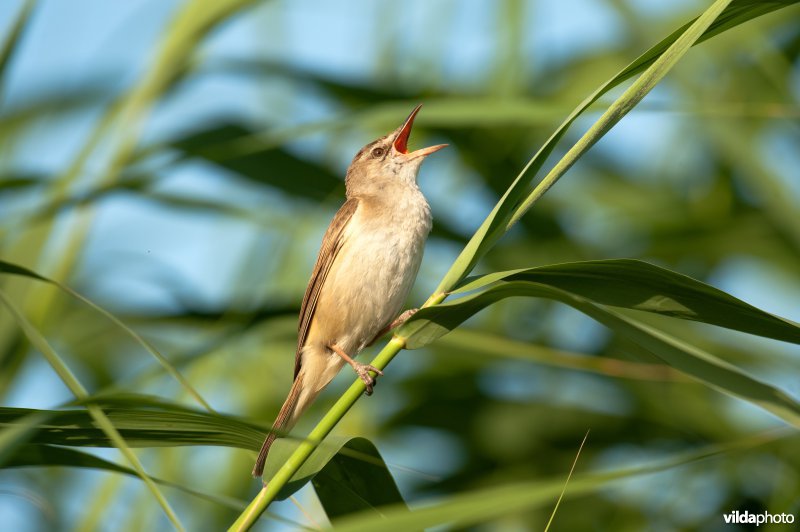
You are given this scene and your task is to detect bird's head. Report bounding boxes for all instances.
[345,104,446,194]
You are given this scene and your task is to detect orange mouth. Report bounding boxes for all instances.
[393,104,422,154]
[393,104,447,158]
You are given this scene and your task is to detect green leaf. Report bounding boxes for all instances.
[9,444,134,473]
[0,290,185,529]
[399,278,800,428]
[0,411,53,468]
[453,259,800,344]
[432,0,796,295]
[0,174,43,193]
[0,0,35,104]
[0,260,50,282]
[4,444,310,529]
[5,444,249,511]
[438,328,686,382]
[261,436,404,513]
[312,438,407,521]
[0,397,265,450]
[208,58,403,106]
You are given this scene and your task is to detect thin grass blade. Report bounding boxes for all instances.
[0,259,213,411]
[0,290,185,530]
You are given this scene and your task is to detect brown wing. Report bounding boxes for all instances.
[294,197,360,377]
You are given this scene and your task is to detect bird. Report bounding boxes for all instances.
[252,104,446,478]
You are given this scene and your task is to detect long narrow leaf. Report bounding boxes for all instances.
[438,328,686,381]
[506,0,735,226]
[432,0,791,296]
[452,259,800,344]
[5,445,310,529]
[0,0,35,105]
[0,411,52,467]
[7,445,246,511]
[398,281,800,427]
[0,259,214,411]
[0,397,264,450]
[0,291,185,530]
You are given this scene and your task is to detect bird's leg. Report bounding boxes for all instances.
[330,344,384,396]
[367,308,419,346]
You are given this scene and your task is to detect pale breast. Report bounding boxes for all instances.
[309,189,431,355]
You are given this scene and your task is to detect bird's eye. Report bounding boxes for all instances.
[371,147,385,158]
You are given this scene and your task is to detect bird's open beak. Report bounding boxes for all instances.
[393,104,447,159]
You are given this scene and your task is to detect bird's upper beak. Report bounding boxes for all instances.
[392,104,447,159]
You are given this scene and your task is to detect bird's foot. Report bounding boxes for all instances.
[353,362,384,396]
[330,344,384,395]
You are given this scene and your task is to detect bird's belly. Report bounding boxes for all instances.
[309,220,426,355]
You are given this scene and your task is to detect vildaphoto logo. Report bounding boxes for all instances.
[723,510,795,526]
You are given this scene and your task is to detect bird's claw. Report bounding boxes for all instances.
[355,364,384,395]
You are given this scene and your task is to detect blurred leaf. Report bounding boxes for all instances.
[433,0,798,295]
[96,0,261,182]
[0,410,52,467]
[169,122,343,201]
[25,174,155,221]
[0,259,213,411]
[0,396,264,450]
[0,290,184,528]
[438,328,687,381]
[705,120,800,249]
[331,430,792,532]
[0,173,43,192]
[1,407,402,523]
[0,84,116,145]
[399,278,800,428]
[6,444,309,529]
[25,0,263,330]
[0,0,35,104]
[204,56,568,126]
[6,444,249,511]
[209,58,403,106]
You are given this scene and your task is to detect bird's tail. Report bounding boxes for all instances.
[252,369,320,477]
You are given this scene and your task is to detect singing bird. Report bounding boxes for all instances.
[252,105,446,477]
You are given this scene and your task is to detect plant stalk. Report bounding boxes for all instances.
[228,337,407,531]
